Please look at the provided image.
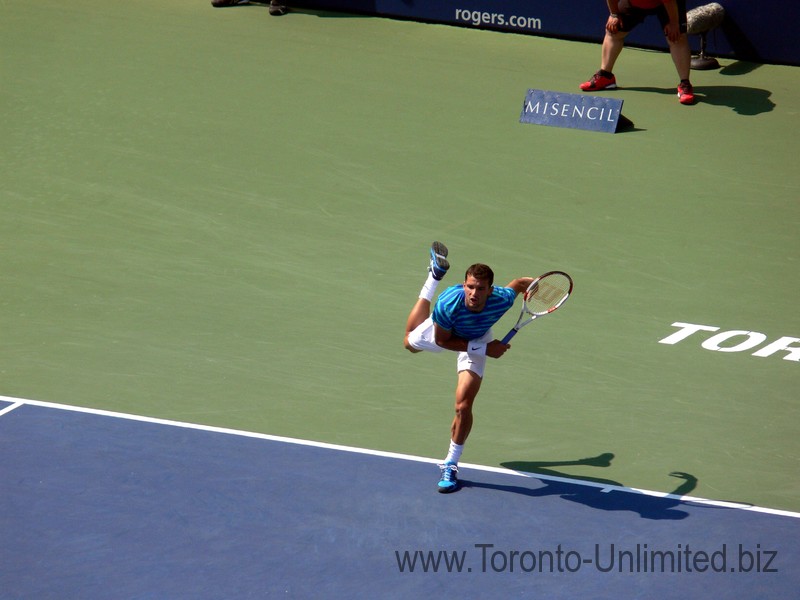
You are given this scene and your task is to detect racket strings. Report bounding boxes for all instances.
[527,274,571,314]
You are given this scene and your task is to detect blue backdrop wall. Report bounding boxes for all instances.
[292,0,799,67]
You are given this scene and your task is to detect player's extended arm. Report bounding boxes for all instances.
[506,277,535,296]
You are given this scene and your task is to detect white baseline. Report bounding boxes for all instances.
[1,394,797,520]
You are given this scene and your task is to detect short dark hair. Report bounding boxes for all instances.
[465,263,494,286]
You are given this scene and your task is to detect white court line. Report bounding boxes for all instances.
[0,401,24,418]
[2,394,799,520]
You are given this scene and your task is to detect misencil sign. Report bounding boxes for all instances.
[520,89,633,133]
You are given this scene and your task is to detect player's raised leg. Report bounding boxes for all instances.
[404,242,449,352]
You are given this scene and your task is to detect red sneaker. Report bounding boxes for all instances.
[678,81,695,105]
[580,71,617,91]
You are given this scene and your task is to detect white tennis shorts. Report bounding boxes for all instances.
[407,317,493,378]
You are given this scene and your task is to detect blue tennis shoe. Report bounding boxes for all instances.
[437,462,459,493]
[429,241,449,281]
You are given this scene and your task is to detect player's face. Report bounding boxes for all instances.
[463,275,491,312]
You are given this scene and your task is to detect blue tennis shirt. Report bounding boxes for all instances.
[432,285,516,340]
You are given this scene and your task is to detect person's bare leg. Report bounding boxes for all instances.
[404,242,449,352]
[668,34,692,81]
[450,369,482,445]
[403,298,431,352]
[438,369,482,492]
[601,30,628,73]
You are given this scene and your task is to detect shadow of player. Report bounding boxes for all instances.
[623,85,775,115]
[460,454,699,521]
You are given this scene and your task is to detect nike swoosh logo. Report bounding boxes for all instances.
[471,346,482,351]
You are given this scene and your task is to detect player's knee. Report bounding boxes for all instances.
[403,336,421,353]
[454,399,473,416]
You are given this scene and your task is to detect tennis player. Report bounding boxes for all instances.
[404,242,534,493]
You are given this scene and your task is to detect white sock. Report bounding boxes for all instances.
[444,440,464,465]
[418,272,439,302]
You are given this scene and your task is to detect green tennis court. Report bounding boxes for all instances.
[2,0,798,522]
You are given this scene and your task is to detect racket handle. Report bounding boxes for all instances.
[501,329,518,345]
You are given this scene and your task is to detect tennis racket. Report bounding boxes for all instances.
[501,271,573,344]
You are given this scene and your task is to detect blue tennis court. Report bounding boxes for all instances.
[2,2,798,598]
[2,397,797,598]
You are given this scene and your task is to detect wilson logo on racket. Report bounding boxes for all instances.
[502,271,573,344]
